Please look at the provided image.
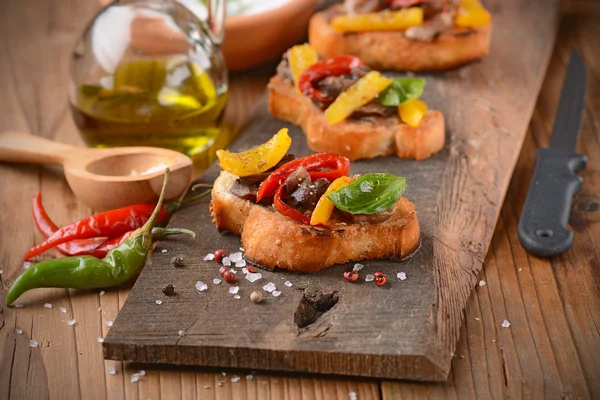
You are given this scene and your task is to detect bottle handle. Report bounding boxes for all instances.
[207,0,226,46]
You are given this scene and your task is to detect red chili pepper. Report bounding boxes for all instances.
[256,153,350,202]
[273,185,312,224]
[298,55,363,105]
[24,190,210,260]
[32,192,110,256]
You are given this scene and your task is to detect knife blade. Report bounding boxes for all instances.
[517,51,588,257]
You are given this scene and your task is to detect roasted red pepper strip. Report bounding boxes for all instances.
[298,55,363,105]
[273,185,312,224]
[24,190,210,260]
[33,192,107,256]
[256,153,350,202]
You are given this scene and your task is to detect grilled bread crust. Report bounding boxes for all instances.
[308,7,491,71]
[268,75,445,161]
[210,171,421,272]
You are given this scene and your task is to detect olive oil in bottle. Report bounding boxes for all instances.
[71,58,228,159]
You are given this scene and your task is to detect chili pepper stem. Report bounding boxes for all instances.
[164,189,211,214]
[135,168,171,248]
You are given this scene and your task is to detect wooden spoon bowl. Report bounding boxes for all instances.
[0,131,194,211]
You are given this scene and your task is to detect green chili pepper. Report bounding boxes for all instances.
[6,168,194,306]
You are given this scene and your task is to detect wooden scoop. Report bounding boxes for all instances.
[0,131,194,211]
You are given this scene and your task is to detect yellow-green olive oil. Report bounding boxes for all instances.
[71,58,228,160]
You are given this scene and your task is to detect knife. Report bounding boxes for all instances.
[518,51,588,257]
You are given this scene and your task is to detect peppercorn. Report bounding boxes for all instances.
[374,272,387,286]
[213,249,226,263]
[250,291,263,303]
[170,256,184,267]
[246,265,257,273]
[223,270,236,283]
[343,270,359,282]
[162,283,175,296]
[219,266,229,276]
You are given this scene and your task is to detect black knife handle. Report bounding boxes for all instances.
[518,148,587,257]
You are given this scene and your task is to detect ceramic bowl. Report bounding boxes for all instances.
[222,0,318,71]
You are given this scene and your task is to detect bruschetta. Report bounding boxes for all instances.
[210,129,421,272]
[308,0,492,71]
[269,44,445,161]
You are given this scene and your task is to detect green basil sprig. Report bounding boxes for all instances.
[377,78,425,107]
[327,173,407,214]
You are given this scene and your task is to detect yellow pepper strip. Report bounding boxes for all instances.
[289,44,318,94]
[216,128,292,177]
[310,176,354,226]
[398,99,427,128]
[331,8,423,33]
[325,71,392,125]
[455,0,491,28]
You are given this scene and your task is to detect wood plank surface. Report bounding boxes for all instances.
[102,0,559,382]
[0,0,599,398]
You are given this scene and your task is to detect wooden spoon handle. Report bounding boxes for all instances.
[0,131,76,165]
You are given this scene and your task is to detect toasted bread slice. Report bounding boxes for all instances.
[308,7,491,71]
[210,170,421,272]
[268,75,445,161]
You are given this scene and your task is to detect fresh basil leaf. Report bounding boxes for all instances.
[377,78,425,107]
[327,173,407,214]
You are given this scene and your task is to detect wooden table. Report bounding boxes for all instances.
[1,1,599,398]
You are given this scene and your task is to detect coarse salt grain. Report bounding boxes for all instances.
[204,253,214,261]
[13,303,23,308]
[59,307,67,314]
[99,291,105,296]
[108,366,116,375]
[130,373,140,383]
[44,303,53,309]
[397,272,407,281]
[502,320,510,328]
[284,281,293,287]
[272,291,282,297]
[231,376,240,383]
[161,249,168,253]
[235,259,246,268]
[479,280,486,286]
[0,269,3,274]
[67,319,76,326]
[229,286,239,294]
[349,391,358,400]
[106,320,113,327]
[16,328,23,334]
[242,267,248,274]
[353,263,364,271]
[222,257,231,266]
[234,295,241,299]
[246,272,262,283]
[213,278,222,285]
[230,252,243,263]
[246,374,254,380]
[178,330,185,336]
[263,282,276,293]
[97,337,104,343]
[139,370,146,376]
[475,317,480,321]
[155,299,162,305]
[29,340,39,348]
[365,274,374,282]
[195,281,208,292]
[23,261,31,269]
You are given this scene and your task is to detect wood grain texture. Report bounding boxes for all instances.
[1,0,599,398]
[103,0,560,382]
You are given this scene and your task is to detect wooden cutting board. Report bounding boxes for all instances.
[103,0,560,381]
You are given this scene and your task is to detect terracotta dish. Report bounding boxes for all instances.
[223,0,318,71]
